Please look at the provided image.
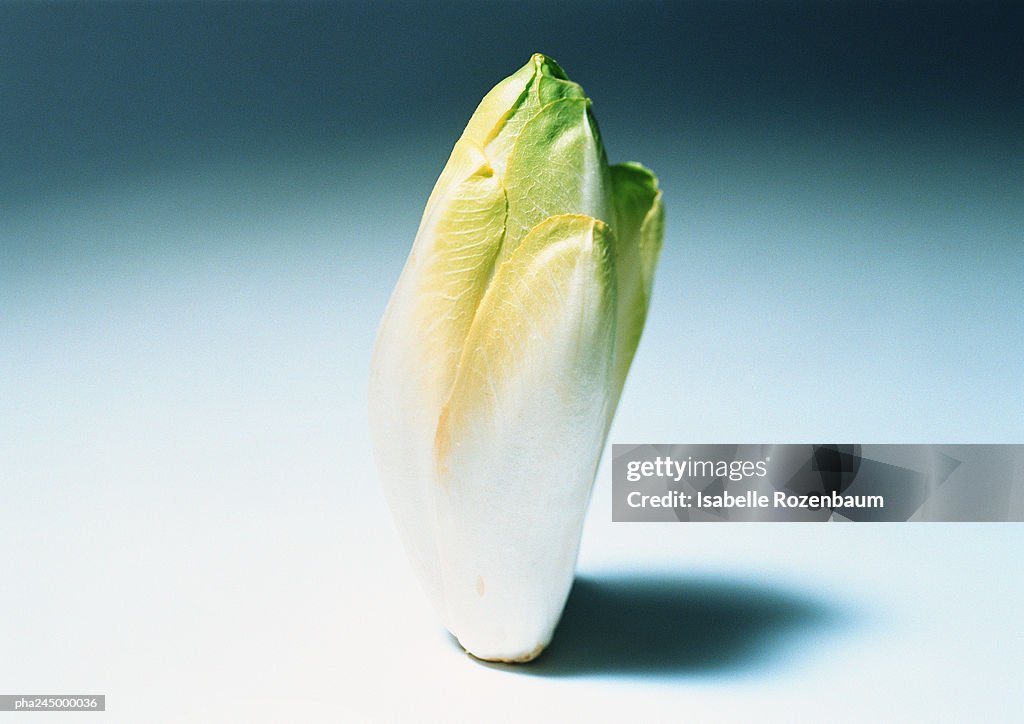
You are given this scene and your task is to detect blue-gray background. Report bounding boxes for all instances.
[2,2,1022,721]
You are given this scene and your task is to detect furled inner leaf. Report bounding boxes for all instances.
[499,98,611,267]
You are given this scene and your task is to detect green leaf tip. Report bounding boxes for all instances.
[528,52,570,80]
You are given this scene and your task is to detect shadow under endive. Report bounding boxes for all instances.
[477,572,849,678]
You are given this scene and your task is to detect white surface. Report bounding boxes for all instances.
[2,161,1022,722]
[3,473,1023,722]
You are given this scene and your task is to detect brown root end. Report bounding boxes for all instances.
[465,642,545,664]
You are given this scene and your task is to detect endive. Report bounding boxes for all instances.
[369,54,663,662]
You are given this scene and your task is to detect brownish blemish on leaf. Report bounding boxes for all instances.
[476,575,485,597]
[434,404,452,481]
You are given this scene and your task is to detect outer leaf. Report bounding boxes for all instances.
[432,214,617,661]
[609,162,664,398]
[369,139,506,619]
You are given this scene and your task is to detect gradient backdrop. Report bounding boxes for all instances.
[2,2,1022,721]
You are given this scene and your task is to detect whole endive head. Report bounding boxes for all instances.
[369,54,663,663]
